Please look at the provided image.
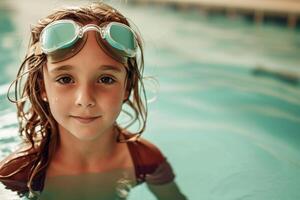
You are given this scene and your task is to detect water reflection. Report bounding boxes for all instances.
[40,168,135,200]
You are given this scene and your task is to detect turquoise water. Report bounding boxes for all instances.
[1,1,300,199]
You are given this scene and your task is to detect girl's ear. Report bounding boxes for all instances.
[39,78,48,102]
[41,92,48,102]
[123,90,130,103]
[123,74,131,103]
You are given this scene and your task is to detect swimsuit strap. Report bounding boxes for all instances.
[126,139,166,184]
[120,129,175,185]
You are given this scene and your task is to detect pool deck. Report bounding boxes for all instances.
[131,0,300,28]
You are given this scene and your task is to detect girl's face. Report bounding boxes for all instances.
[42,31,128,141]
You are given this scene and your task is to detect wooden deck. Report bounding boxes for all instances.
[130,0,300,28]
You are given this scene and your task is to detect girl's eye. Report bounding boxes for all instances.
[56,76,73,84]
[55,76,115,85]
[99,76,116,84]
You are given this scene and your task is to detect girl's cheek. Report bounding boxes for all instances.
[104,90,124,104]
[47,87,70,104]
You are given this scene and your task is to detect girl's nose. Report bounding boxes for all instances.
[75,84,96,108]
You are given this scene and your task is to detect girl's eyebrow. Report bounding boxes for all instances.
[49,64,123,73]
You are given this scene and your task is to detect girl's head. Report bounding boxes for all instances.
[13,2,146,142]
[7,2,147,194]
[43,29,131,142]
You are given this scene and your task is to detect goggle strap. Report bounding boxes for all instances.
[30,42,43,56]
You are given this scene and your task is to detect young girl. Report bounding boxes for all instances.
[0,2,186,200]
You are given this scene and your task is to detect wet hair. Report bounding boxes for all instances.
[4,2,147,196]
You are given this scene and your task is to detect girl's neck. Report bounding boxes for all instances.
[53,126,120,172]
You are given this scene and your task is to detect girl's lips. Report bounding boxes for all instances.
[71,116,100,124]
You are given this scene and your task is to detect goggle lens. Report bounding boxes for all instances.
[42,22,77,52]
[109,24,136,51]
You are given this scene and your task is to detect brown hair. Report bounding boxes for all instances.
[3,2,147,197]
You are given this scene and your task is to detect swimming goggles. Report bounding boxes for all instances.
[39,19,138,64]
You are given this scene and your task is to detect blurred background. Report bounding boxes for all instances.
[0,0,300,199]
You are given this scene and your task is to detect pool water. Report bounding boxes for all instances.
[1,0,300,199]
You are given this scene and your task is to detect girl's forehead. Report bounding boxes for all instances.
[46,63,125,75]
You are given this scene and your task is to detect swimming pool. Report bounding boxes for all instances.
[1,0,300,199]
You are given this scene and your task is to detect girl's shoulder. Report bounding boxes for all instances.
[133,137,165,158]
[124,134,175,185]
[0,143,38,195]
[121,131,166,164]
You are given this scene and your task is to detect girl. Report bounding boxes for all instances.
[0,2,187,200]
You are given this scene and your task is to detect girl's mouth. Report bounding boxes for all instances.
[71,116,101,124]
